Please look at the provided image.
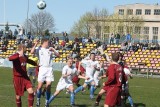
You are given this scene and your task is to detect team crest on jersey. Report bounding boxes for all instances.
[21,62,26,66]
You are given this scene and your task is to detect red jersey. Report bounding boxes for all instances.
[9,53,37,77]
[75,61,85,74]
[105,64,125,87]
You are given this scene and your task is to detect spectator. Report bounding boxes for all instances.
[126,33,131,42]
[115,33,120,45]
[74,36,79,43]
[110,33,114,45]
[88,37,93,43]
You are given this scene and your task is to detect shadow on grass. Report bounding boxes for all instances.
[125,103,146,107]
[49,104,88,107]
[134,103,146,107]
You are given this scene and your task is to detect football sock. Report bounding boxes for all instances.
[70,92,75,105]
[45,90,50,102]
[47,95,55,104]
[16,98,22,107]
[128,96,134,106]
[28,93,34,107]
[74,86,84,94]
[96,94,102,103]
[90,85,95,96]
[37,89,42,99]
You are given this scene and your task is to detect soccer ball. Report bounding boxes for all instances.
[37,0,46,10]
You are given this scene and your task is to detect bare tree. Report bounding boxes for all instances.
[24,11,55,36]
[70,8,108,38]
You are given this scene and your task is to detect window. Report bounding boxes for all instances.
[119,9,124,15]
[143,27,149,34]
[152,36,158,43]
[127,26,133,34]
[153,36,158,40]
[135,27,141,34]
[145,9,151,15]
[153,27,158,35]
[118,26,124,34]
[154,9,160,15]
[104,26,110,33]
[127,9,133,15]
[136,9,142,15]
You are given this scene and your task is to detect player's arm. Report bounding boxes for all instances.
[78,75,89,80]
[27,58,38,66]
[31,40,39,54]
[8,53,19,61]
[49,47,60,57]
[94,63,100,71]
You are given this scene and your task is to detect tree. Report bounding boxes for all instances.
[24,11,55,36]
[70,8,108,38]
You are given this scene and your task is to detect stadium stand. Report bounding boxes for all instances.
[0,39,159,73]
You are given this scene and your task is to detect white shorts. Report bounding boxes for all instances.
[56,80,73,91]
[38,66,54,82]
[94,77,100,86]
[85,77,94,84]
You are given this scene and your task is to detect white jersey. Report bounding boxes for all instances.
[124,68,131,79]
[36,47,53,67]
[59,65,77,84]
[81,59,100,80]
[94,68,105,78]
[124,67,131,84]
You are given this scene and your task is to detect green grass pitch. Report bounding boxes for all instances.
[0,67,160,107]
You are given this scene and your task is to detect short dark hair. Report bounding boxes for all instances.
[90,53,95,56]
[112,53,119,62]
[41,38,49,44]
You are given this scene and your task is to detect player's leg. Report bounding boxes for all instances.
[104,105,115,107]
[47,90,61,105]
[74,82,87,94]
[36,81,43,106]
[47,82,65,105]
[45,81,52,104]
[90,81,96,99]
[68,85,75,106]
[27,88,34,107]
[126,86,134,107]
[95,89,106,106]
[127,94,134,107]
[36,66,46,106]
[15,95,22,107]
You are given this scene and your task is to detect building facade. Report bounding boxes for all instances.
[114,3,160,42]
[90,3,160,43]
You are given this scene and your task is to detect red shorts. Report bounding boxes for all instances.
[72,75,80,84]
[13,76,32,96]
[105,86,121,106]
[103,86,109,91]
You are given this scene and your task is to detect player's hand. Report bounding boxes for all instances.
[35,39,39,46]
[98,77,102,80]
[102,82,105,86]
[78,69,81,73]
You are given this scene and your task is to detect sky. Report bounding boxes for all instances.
[0,0,159,33]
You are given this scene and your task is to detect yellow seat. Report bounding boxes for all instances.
[147,64,151,67]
